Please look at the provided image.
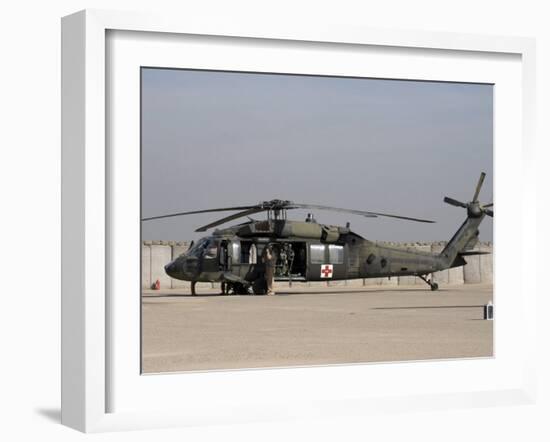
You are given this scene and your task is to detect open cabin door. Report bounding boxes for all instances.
[272,242,307,281]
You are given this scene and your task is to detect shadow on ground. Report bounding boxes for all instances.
[142,287,445,298]
[35,408,60,423]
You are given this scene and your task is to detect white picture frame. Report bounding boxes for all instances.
[61,9,537,433]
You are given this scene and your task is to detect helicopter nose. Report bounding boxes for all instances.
[164,261,178,277]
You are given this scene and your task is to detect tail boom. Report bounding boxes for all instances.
[440,214,485,267]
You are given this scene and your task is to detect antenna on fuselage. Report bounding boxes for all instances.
[305,213,317,223]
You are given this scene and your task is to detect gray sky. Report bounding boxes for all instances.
[141,68,493,242]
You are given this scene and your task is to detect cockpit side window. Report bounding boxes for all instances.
[204,240,218,259]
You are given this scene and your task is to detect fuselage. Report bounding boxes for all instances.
[164,219,451,284]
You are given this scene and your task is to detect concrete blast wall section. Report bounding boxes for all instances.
[141,240,493,290]
[142,241,192,289]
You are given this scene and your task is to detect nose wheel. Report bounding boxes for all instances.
[417,274,439,291]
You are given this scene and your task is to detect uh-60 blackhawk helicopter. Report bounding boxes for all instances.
[143,173,493,295]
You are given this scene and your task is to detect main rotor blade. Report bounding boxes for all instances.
[141,205,259,222]
[194,207,266,232]
[290,203,376,218]
[484,202,493,208]
[472,172,486,202]
[291,203,435,223]
[443,197,468,208]
[358,211,435,223]
[484,209,494,217]
[142,197,437,229]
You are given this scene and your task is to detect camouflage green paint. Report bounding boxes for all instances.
[165,212,486,286]
[162,173,492,291]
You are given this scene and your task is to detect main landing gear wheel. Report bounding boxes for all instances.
[225,282,249,295]
[430,282,439,291]
[235,283,248,295]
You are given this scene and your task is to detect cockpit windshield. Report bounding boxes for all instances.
[187,237,218,258]
[187,238,209,257]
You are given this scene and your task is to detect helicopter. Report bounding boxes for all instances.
[142,172,493,295]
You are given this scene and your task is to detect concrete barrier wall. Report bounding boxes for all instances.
[345,278,367,287]
[463,245,482,284]
[142,240,493,290]
[142,241,187,289]
[449,265,465,285]
[308,281,329,288]
[151,244,172,290]
[479,243,494,284]
[141,244,151,289]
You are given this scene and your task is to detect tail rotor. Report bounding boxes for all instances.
[444,172,493,218]
[472,172,486,202]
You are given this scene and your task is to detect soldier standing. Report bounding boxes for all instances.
[261,244,276,295]
[248,243,257,264]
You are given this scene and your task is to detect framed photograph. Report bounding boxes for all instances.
[139,68,498,375]
[61,9,537,432]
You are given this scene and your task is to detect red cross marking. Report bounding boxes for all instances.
[321,264,333,278]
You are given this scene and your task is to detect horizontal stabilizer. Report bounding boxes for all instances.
[458,250,491,256]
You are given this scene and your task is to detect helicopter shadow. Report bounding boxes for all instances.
[373,304,484,310]
[142,293,227,298]
[244,287,438,296]
[142,287,449,298]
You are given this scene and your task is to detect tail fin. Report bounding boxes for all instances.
[439,173,493,267]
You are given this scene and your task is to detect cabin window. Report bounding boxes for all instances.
[309,244,326,264]
[328,245,344,264]
[231,241,240,262]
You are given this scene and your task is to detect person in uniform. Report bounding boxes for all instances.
[261,244,276,295]
[248,243,257,264]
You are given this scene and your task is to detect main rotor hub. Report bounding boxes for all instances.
[260,199,293,210]
[260,200,294,220]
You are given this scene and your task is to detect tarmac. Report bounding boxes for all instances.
[141,283,493,374]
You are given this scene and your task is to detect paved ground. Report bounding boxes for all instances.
[141,284,493,373]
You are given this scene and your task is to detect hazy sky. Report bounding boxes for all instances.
[141,68,493,242]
